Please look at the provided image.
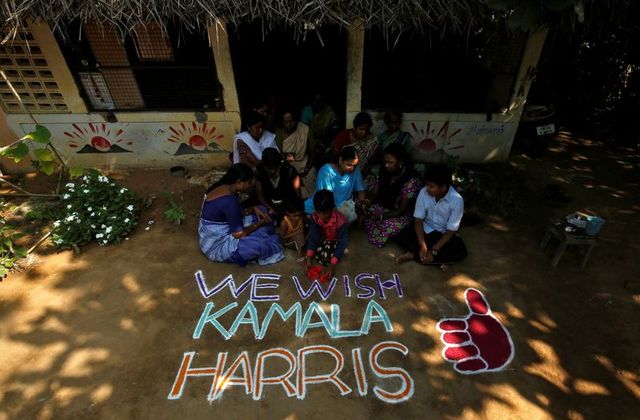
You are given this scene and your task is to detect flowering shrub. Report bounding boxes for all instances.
[51,172,139,248]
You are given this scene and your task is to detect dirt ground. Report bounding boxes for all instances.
[0,132,639,419]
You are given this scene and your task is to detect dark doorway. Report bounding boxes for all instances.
[362,29,507,113]
[229,23,347,125]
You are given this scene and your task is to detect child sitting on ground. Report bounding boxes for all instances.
[278,197,306,262]
[305,189,349,280]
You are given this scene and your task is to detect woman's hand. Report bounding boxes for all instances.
[254,206,272,223]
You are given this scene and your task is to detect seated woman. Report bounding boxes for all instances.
[275,109,316,198]
[199,163,284,266]
[333,112,378,172]
[304,146,366,223]
[254,147,301,211]
[302,93,339,162]
[232,111,278,168]
[376,110,413,152]
[364,143,422,247]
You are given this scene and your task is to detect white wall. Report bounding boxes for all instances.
[367,111,521,163]
[7,112,236,170]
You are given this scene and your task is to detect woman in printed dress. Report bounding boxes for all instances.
[364,143,422,247]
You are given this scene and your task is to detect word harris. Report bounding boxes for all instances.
[168,272,414,404]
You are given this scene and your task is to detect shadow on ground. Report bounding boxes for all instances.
[0,132,639,419]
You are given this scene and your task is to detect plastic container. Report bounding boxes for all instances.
[585,216,605,236]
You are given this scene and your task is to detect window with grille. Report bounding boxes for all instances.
[56,21,224,111]
[0,26,69,113]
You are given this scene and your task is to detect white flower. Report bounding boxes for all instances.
[83,189,90,193]
[65,215,75,221]
[62,193,70,200]
[82,176,88,182]
[110,183,115,186]
[98,175,108,183]
[125,237,129,241]
[66,204,72,209]
[53,220,61,227]
[145,227,150,231]
[124,218,130,223]
[105,226,113,234]
[65,183,75,188]
[101,224,106,228]
[87,207,92,212]
[91,224,96,228]
[76,218,81,223]
[90,212,95,216]
[95,233,104,239]
[126,205,134,211]
[111,216,116,219]
[120,188,127,194]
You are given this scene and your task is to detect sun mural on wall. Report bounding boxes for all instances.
[168,122,227,155]
[64,123,133,153]
[410,121,464,158]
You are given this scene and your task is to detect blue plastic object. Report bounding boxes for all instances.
[585,216,604,236]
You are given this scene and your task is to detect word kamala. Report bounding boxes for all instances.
[195,271,404,301]
[168,341,414,403]
[194,300,392,340]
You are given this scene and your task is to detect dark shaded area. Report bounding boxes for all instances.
[531,2,640,147]
[362,28,508,113]
[228,22,347,120]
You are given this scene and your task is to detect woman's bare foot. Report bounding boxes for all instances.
[395,252,414,264]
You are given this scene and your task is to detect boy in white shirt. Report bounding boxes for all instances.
[395,164,467,270]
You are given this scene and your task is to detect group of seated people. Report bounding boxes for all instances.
[199,104,467,278]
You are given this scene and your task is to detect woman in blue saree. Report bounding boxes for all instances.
[199,163,284,266]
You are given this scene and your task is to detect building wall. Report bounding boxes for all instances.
[347,26,548,163]
[1,20,239,173]
[367,111,520,163]
[0,20,547,173]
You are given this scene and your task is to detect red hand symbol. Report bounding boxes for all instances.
[436,288,514,374]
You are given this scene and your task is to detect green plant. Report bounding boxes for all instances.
[24,201,59,221]
[0,124,82,178]
[0,203,27,277]
[164,193,186,225]
[50,172,140,249]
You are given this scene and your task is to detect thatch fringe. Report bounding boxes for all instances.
[0,0,630,41]
[2,0,490,38]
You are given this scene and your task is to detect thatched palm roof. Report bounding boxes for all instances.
[0,0,628,38]
[2,1,486,34]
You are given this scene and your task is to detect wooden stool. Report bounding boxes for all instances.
[540,222,598,268]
